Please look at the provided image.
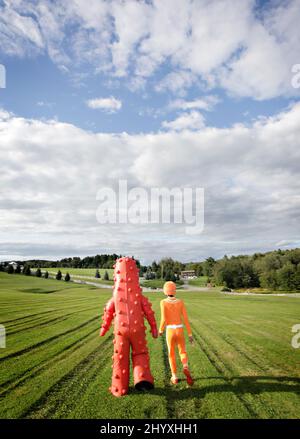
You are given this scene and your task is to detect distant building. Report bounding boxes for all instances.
[180,270,196,279]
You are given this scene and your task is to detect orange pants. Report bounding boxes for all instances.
[166,327,188,374]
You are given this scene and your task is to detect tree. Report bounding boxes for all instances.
[164,269,176,282]
[195,264,203,277]
[203,257,216,277]
[56,270,62,280]
[15,264,21,274]
[23,265,31,276]
[276,263,296,290]
[36,268,42,277]
[95,269,101,279]
[7,264,14,274]
[44,271,49,279]
[104,270,109,281]
[65,272,71,282]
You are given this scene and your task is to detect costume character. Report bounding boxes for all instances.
[159,281,194,385]
[100,257,158,397]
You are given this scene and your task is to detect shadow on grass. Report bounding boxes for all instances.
[130,375,300,399]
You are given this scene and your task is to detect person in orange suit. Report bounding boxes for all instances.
[159,281,194,385]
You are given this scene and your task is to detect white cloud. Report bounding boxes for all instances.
[155,70,197,96]
[1,0,300,99]
[86,96,122,112]
[162,111,205,131]
[1,103,300,262]
[168,95,220,112]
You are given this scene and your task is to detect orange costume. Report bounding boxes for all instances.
[159,281,194,385]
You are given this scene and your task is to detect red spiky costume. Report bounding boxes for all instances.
[100,257,158,397]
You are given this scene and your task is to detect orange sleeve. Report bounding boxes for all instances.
[159,300,166,333]
[181,301,192,336]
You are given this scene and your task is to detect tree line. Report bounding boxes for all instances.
[1,248,300,291]
[1,265,111,282]
[140,249,300,290]
[212,249,300,290]
[0,254,140,269]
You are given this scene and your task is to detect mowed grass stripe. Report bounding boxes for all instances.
[0,326,98,398]
[23,335,113,419]
[191,324,260,418]
[1,273,300,419]
[0,315,99,362]
[0,333,112,418]
[190,315,300,418]
[5,305,101,335]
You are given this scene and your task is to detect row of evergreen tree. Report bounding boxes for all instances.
[2,264,112,282]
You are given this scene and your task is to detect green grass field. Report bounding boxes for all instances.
[41,267,114,278]
[188,276,209,287]
[0,272,300,419]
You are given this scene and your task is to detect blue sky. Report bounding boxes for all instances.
[0,53,296,134]
[0,0,300,263]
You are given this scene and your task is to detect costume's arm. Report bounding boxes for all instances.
[159,300,166,334]
[100,297,115,336]
[141,295,158,338]
[181,301,192,336]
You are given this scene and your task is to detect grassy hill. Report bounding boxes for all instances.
[0,272,299,419]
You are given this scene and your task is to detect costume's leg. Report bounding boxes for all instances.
[111,333,130,397]
[177,328,188,368]
[166,328,177,375]
[131,330,154,389]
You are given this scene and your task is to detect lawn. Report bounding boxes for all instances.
[188,276,209,287]
[41,267,114,278]
[0,272,299,419]
[41,268,114,284]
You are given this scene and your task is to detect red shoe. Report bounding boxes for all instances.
[170,376,179,385]
[183,368,194,386]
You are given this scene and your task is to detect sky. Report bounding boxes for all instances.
[0,0,300,264]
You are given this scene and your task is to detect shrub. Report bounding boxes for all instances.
[7,265,14,274]
[23,265,31,276]
[44,271,49,279]
[56,270,62,280]
[36,268,42,277]
[15,264,21,274]
[104,270,109,281]
[65,272,71,282]
[221,286,232,292]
